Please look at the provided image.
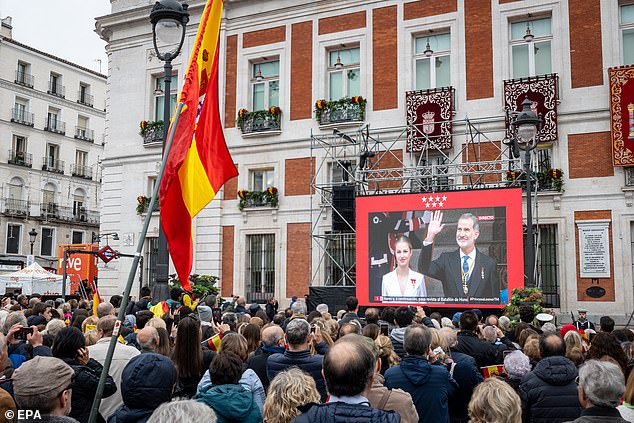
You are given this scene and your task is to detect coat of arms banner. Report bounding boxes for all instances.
[609,65,634,167]
[503,73,559,144]
[406,87,454,152]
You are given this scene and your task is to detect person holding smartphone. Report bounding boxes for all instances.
[52,326,117,423]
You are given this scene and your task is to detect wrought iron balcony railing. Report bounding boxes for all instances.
[15,70,34,88]
[239,111,281,134]
[71,164,93,180]
[42,157,65,174]
[77,91,94,107]
[41,202,60,219]
[142,122,164,145]
[74,126,94,142]
[3,198,29,217]
[47,81,65,98]
[318,103,364,126]
[45,117,66,135]
[11,108,34,126]
[8,150,32,168]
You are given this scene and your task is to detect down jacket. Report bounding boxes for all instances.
[519,356,582,423]
[292,402,400,423]
[61,358,117,423]
[267,349,327,402]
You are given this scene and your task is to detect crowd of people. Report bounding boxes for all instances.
[0,289,632,423]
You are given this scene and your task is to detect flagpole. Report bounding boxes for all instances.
[87,102,185,423]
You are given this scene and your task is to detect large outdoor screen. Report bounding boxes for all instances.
[356,188,524,308]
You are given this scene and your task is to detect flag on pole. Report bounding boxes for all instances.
[91,279,102,317]
[160,0,238,292]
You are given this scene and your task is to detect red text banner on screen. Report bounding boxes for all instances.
[356,188,524,308]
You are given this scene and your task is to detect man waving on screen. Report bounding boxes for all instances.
[417,211,499,300]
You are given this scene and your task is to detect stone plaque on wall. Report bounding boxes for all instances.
[577,220,611,279]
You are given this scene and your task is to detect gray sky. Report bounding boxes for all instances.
[1,1,111,74]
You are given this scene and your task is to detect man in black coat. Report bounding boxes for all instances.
[519,333,581,423]
[453,311,505,368]
[418,211,499,300]
[246,325,285,391]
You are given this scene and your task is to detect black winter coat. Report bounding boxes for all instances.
[447,351,484,423]
[519,356,582,423]
[61,358,117,423]
[246,345,285,391]
[453,331,502,368]
[292,402,401,423]
[267,349,327,402]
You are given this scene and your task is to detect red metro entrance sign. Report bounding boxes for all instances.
[97,246,118,264]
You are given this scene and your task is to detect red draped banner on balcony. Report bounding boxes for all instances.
[406,87,454,152]
[609,65,634,167]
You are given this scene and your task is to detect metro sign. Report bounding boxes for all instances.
[97,246,118,263]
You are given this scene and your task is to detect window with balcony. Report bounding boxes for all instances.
[78,83,93,106]
[250,169,274,191]
[4,177,27,216]
[622,4,634,65]
[72,230,84,244]
[510,17,552,78]
[73,150,90,179]
[75,116,93,142]
[12,99,33,126]
[46,108,65,134]
[153,74,178,122]
[48,72,65,98]
[6,224,21,254]
[414,33,451,90]
[73,188,86,221]
[15,61,33,87]
[42,183,57,218]
[246,234,275,302]
[328,47,360,100]
[251,61,280,111]
[9,135,31,168]
[43,144,63,174]
[41,227,54,257]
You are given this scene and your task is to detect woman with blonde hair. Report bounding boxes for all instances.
[263,367,320,423]
[468,377,522,423]
[375,334,399,375]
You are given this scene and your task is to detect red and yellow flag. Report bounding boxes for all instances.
[91,279,102,316]
[159,0,238,292]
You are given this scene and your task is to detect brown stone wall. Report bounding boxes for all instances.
[368,149,404,191]
[574,210,615,302]
[403,0,457,20]
[464,0,493,100]
[221,226,235,297]
[372,5,398,111]
[286,223,311,298]
[569,0,603,88]
[285,157,315,196]
[223,169,238,200]
[224,35,238,128]
[291,21,313,120]
[319,11,366,34]
[568,132,613,179]
[242,25,286,48]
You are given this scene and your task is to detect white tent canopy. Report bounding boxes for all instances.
[0,262,66,295]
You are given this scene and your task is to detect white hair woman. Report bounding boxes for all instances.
[468,377,521,423]
[263,367,321,423]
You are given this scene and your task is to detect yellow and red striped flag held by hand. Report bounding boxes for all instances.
[159,0,238,292]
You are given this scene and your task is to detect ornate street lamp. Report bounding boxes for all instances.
[28,228,38,255]
[511,97,541,287]
[150,0,189,301]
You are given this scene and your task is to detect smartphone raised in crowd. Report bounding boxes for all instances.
[380,323,389,336]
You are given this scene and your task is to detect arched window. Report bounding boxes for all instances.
[73,188,86,217]
[42,182,57,216]
[6,177,26,215]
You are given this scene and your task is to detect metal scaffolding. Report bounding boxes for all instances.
[310,116,526,288]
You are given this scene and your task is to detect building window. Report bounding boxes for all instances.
[251,61,279,111]
[16,61,32,87]
[330,160,356,184]
[72,231,84,244]
[49,72,63,96]
[41,227,54,257]
[246,234,275,302]
[12,135,26,154]
[73,188,86,217]
[414,33,451,90]
[154,75,178,122]
[6,224,21,254]
[510,17,552,78]
[622,4,634,65]
[250,169,274,191]
[525,224,560,308]
[145,237,159,286]
[47,107,62,131]
[325,232,356,286]
[328,47,360,100]
[78,83,93,106]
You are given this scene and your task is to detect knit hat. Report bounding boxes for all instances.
[249,303,261,317]
[316,303,329,313]
[13,356,73,399]
[198,305,213,322]
[452,312,462,325]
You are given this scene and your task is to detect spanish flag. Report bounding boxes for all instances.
[91,279,102,317]
[160,0,238,292]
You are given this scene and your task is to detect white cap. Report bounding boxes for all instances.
[536,313,554,322]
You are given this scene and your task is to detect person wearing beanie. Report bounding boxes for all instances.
[198,305,214,340]
[108,353,177,423]
[13,356,76,422]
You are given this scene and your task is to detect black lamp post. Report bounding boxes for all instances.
[28,228,38,255]
[511,97,541,287]
[150,0,189,301]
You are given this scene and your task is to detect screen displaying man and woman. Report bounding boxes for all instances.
[355,188,524,308]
